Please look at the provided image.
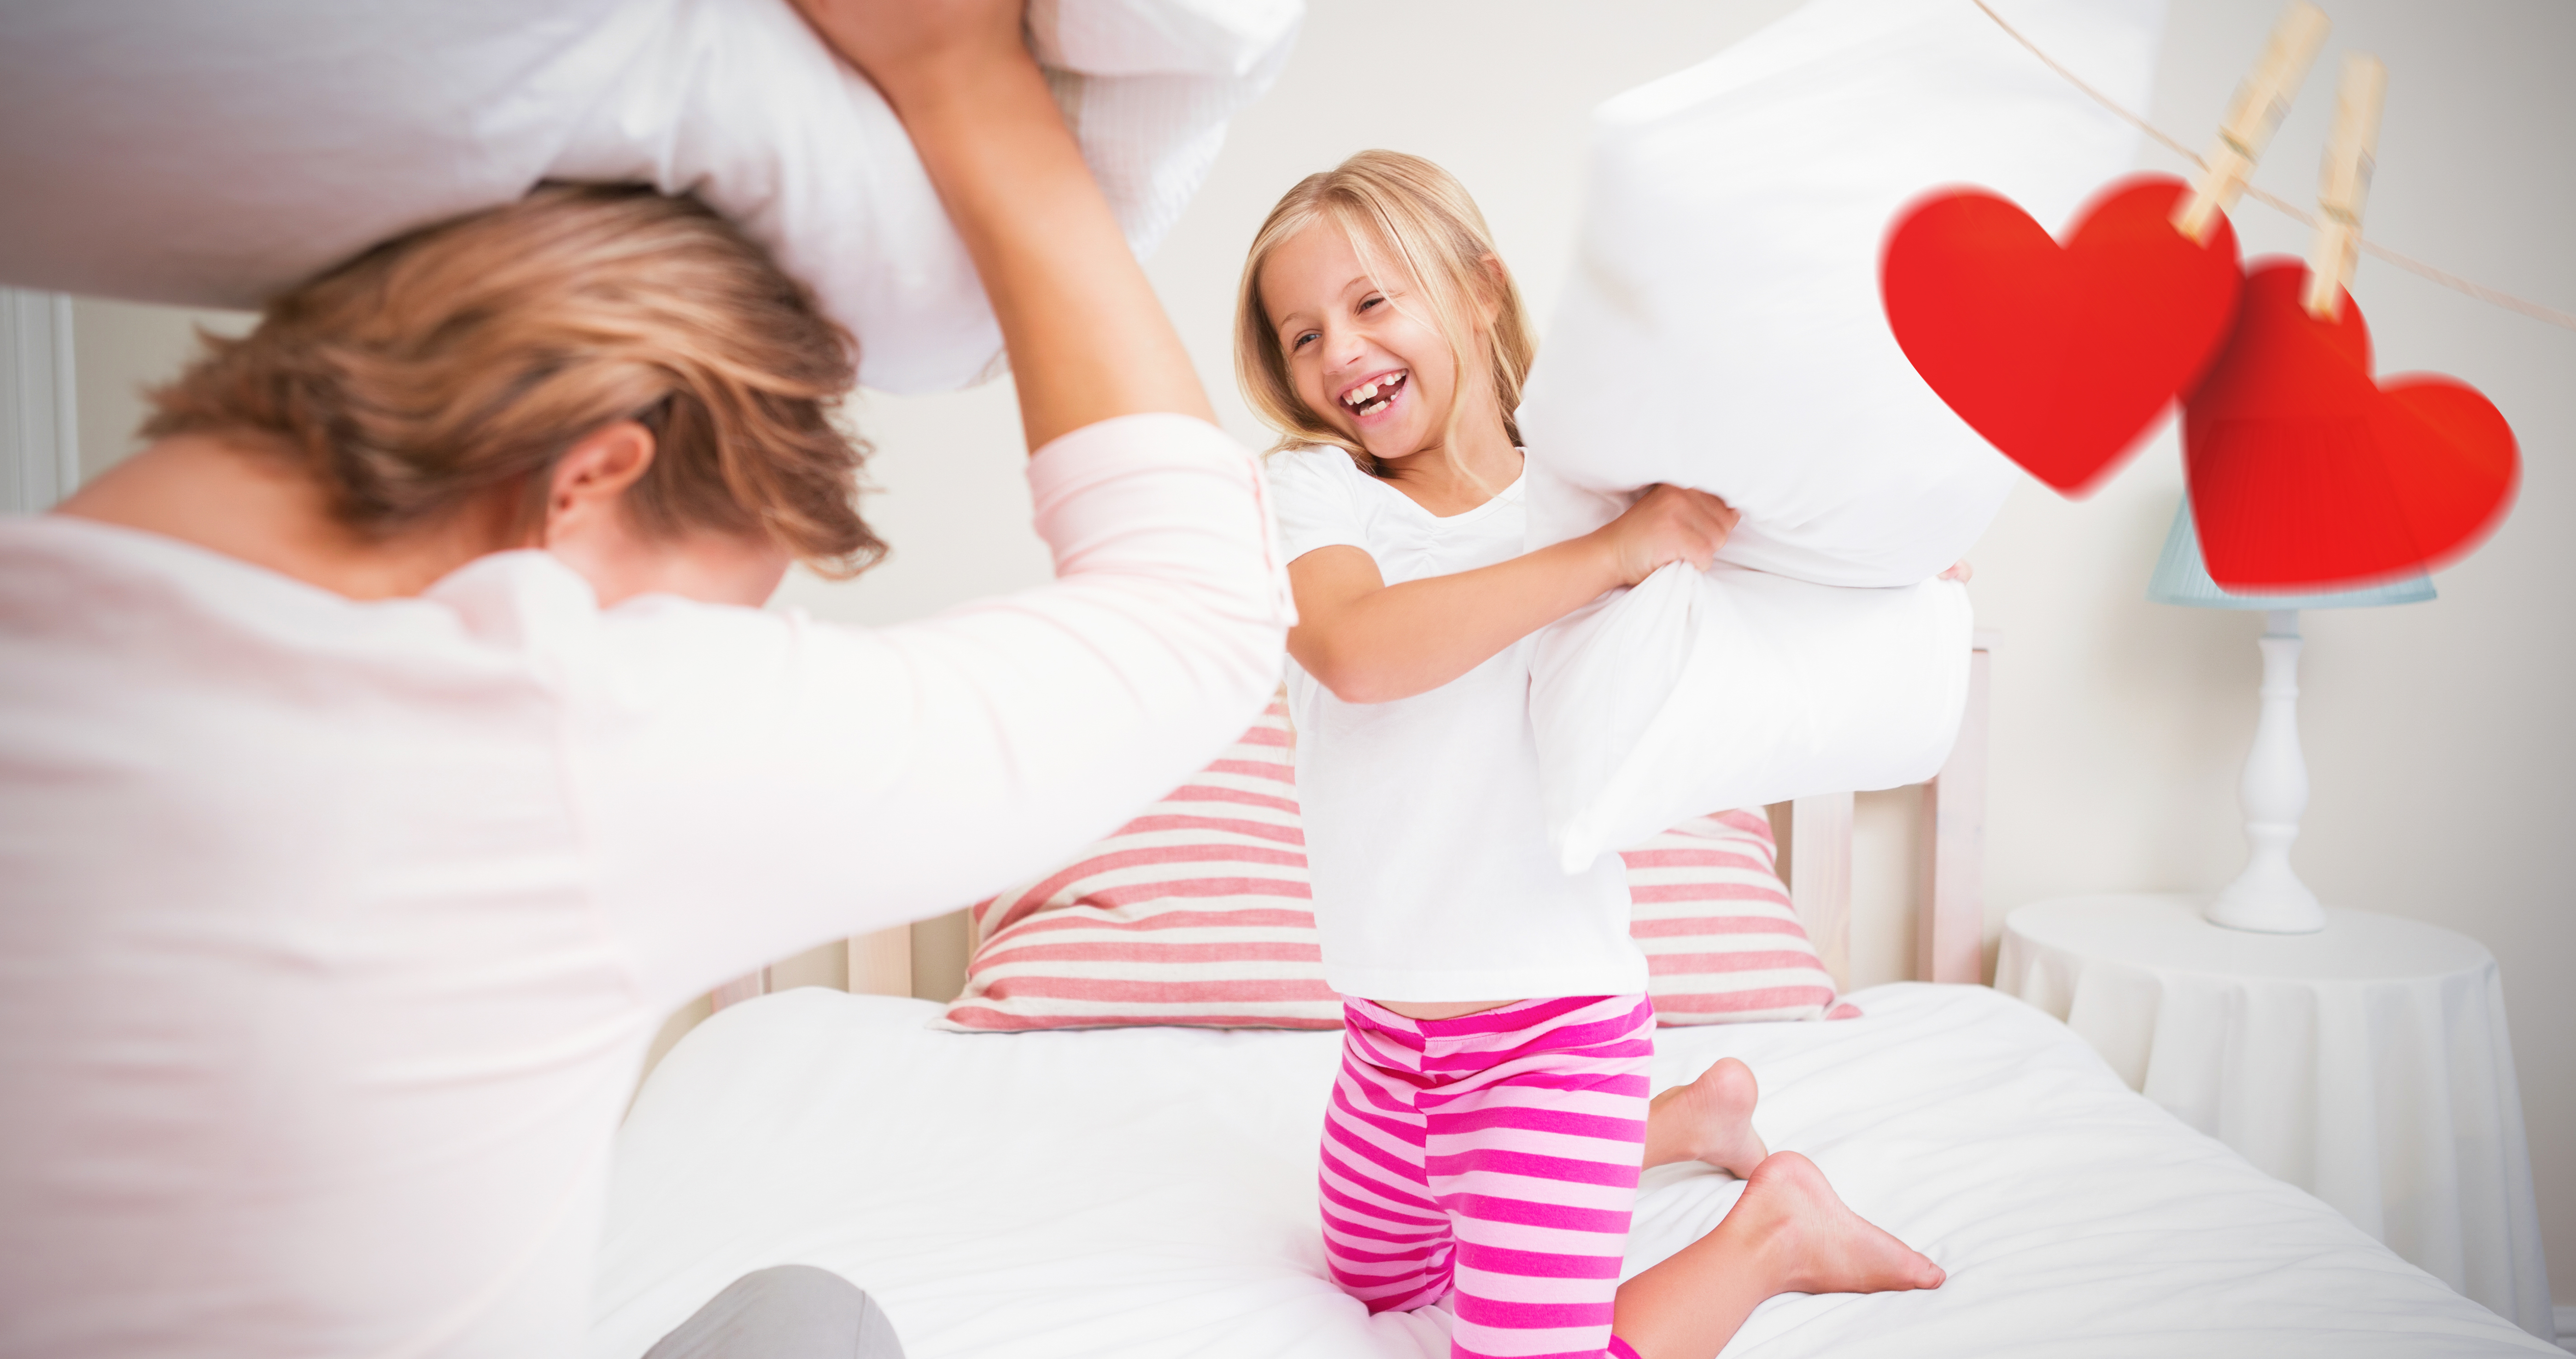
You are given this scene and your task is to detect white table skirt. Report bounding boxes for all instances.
[1997,894,2553,1341]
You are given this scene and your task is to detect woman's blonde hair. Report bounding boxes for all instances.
[1233,150,1535,475]
[144,183,885,576]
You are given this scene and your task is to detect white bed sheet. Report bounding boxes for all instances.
[595,983,2554,1358]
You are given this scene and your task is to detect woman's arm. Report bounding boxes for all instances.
[1293,484,1738,704]
[789,0,1207,447]
[591,2,1291,1006]
[587,416,1288,1008]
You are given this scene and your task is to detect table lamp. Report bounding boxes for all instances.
[2146,497,2433,933]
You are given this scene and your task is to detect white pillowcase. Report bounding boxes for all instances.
[0,0,1298,395]
[1534,562,1974,872]
[1519,0,2160,869]
[1517,0,2162,575]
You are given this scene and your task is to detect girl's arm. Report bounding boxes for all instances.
[1293,484,1737,704]
[788,0,1209,447]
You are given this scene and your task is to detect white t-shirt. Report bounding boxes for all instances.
[1265,444,1644,1002]
[0,414,1291,1359]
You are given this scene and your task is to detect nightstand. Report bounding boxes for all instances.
[1996,893,2552,1340]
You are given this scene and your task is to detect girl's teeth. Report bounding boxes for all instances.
[1345,373,1404,411]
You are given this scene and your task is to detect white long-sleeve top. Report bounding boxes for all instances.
[0,413,1292,1359]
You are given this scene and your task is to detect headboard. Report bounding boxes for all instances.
[711,631,1996,1011]
[1771,629,1994,990]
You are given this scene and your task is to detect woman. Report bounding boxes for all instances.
[0,1,1287,1354]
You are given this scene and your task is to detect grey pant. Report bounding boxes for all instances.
[644,1265,905,1359]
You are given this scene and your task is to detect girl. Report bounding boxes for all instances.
[1238,150,1944,1359]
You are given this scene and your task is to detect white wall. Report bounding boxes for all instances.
[2005,0,2576,1303]
[58,0,2573,1302]
[69,298,255,482]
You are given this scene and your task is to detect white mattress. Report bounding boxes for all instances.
[594,983,2554,1358]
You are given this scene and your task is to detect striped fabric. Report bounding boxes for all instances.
[937,701,1341,1031]
[941,720,1849,1032]
[1323,995,1655,1359]
[1622,810,1858,1024]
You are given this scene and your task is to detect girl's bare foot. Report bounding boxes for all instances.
[1736,1151,1945,1294]
[1608,1148,1942,1359]
[1644,1057,1768,1177]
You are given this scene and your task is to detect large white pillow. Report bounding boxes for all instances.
[1517,0,2162,574]
[0,0,1298,395]
[1519,0,2161,869]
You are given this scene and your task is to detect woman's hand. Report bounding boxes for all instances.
[1592,484,1739,588]
[788,0,1027,114]
[1940,561,1973,582]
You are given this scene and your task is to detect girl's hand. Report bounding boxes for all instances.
[789,0,1029,113]
[1940,561,1973,582]
[1288,483,1733,704]
[1594,484,1739,588]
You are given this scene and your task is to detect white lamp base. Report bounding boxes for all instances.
[2207,611,2326,935]
[2207,827,2324,932]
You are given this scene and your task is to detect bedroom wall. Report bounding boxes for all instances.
[1984,0,2576,1305]
[56,0,2572,1304]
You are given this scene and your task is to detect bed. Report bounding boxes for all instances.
[593,642,2557,1358]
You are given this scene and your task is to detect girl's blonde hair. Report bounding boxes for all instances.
[1234,150,1535,475]
[145,183,885,577]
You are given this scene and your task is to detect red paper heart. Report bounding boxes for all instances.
[1882,174,2242,494]
[2184,260,2518,590]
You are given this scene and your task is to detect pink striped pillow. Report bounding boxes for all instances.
[937,702,1342,1031]
[940,711,1852,1031]
[1621,811,1860,1025]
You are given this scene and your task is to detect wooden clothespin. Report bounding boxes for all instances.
[2171,1,2332,243]
[2303,53,2386,320]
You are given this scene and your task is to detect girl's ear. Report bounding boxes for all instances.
[1475,253,1509,327]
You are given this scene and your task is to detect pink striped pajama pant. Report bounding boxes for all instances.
[1320,994,1653,1359]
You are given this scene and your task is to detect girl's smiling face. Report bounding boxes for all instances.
[1258,221,1464,464]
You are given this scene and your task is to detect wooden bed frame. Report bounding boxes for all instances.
[713,632,1995,1011]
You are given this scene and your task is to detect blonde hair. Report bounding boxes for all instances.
[145,183,885,577]
[1233,150,1535,476]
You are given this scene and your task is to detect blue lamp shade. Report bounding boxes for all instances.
[2146,498,2435,610]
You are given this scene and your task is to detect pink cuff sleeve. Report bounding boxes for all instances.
[1025,411,1295,626]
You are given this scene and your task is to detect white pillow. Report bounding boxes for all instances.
[1534,561,1974,872]
[1517,0,2161,577]
[0,0,1298,395]
[1518,0,2159,870]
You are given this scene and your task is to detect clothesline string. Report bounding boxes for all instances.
[1971,0,2576,333]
